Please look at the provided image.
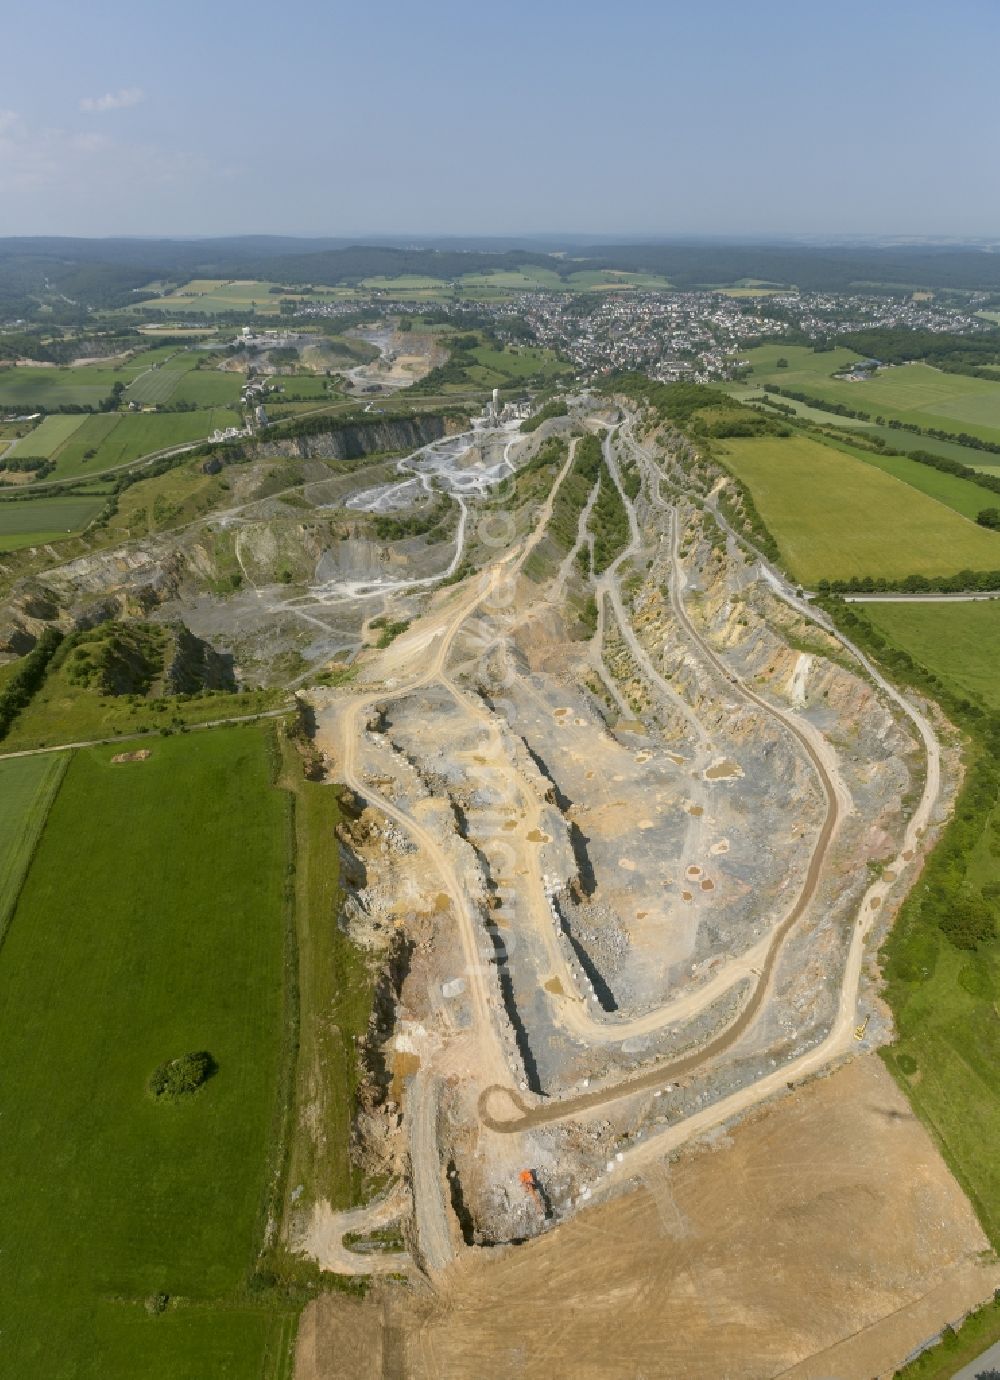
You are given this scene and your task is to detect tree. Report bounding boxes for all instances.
[938,894,996,950]
[775,357,788,369]
[148,1050,217,1098]
[977,507,1000,530]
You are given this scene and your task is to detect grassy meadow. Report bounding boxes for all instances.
[39,407,241,481]
[0,752,68,931]
[278,736,376,1219]
[819,436,1000,521]
[743,342,1000,448]
[5,412,88,458]
[0,493,108,550]
[863,599,1000,713]
[106,458,230,539]
[0,364,129,409]
[1,652,287,746]
[836,600,1000,1252]
[0,728,297,1378]
[718,433,1000,584]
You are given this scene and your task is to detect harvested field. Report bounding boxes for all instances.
[297,1058,1000,1380]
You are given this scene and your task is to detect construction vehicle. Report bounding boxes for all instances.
[854,1014,870,1042]
[520,1169,544,1214]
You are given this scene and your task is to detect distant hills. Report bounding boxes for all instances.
[5,236,1000,317]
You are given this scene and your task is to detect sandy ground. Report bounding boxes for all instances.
[295,1055,999,1380]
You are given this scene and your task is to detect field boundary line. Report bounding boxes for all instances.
[0,704,294,762]
[0,750,70,957]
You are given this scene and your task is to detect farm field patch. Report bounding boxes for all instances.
[0,728,296,1378]
[47,407,240,479]
[124,366,183,405]
[744,344,1000,448]
[863,600,1000,711]
[719,433,1000,584]
[459,268,566,291]
[169,369,243,407]
[850,601,1000,1255]
[468,344,572,383]
[0,753,67,930]
[5,412,88,458]
[137,279,347,315]
[0,493,106,550]
[566,268,673,290]
[742,341,864,385]
[822,437,1000,521]
[0,364,134,409]
[271,375,340,400]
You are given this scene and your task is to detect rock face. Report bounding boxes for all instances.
[257,415,454,463]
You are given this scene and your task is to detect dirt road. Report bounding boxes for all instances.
[477,432,943,1151]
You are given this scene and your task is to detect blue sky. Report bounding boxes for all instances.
[2,0,998,238]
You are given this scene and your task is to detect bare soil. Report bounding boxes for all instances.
[296,1056,999,1380]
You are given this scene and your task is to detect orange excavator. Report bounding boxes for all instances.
[520,1168,544,1213]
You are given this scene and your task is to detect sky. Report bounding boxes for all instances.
[2,0,999,239]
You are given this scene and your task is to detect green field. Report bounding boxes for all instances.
[719,433,1000,584]
[271,374,338,400]
[0,363,135,409]
[730,383,873,429]
[0,493,107,550]
[169,369,243,407]
[0,728,297,1377]
[0,752,68,930]
[5,412,88,458]
[468,343,572,384]
[565,268,673,291]
[742,342,863,384]
[458,267,566,292]
[42,407,240,480]
[279,737,374,1216]
[744,342,1000,448]
[820,436,1000,521]
[863,600,1000,709]
[136,278,347,316]
[844,600,1000,1253]
[1,646,286,745]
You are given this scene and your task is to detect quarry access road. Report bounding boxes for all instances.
[478,430,944,1154]
[477,421,937,1135]
[325,439,583,1271]
[478,485,845,1130]
[472,425,839,1052]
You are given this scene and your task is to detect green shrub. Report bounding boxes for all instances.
[937,894,997,952]
[148,1050,217,1099]
[521,399,568,433]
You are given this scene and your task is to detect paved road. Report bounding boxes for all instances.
[952,1336,1000,1379]
[843,592,1000,603]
